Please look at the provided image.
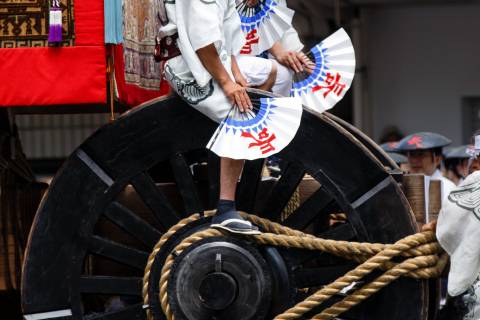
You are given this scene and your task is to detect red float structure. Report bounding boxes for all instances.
[0,0,106,107]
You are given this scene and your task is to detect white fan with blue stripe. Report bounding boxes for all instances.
[236,0,294,56]
[207,97,302,160]
[291,28,356,113]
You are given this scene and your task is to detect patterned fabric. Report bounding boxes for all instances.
[123,0,161,90]
[0,0,74,48]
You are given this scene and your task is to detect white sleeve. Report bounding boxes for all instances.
[223,1,246,55]
[275,0,304,52]
[186,0,223,51]
[280,26,304,52]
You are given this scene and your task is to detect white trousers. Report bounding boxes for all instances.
[165,53,292,124]
[236,55,292,97]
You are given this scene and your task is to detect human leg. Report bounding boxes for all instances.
[164,56,260,233]
[271,60,293,97]
[211,157,260,234]
[219,157,244,200]
[257,62,277,92]
[236,55,292,97]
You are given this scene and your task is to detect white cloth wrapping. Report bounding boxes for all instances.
[431,169,457,204]
[437,171,480,297]
[160,0,246,122]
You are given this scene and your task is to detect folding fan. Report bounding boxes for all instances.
[207,97,302,160]
[236,0,294,56]
[291,28,356,114]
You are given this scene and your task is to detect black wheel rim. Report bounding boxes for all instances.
[22,91,427,320]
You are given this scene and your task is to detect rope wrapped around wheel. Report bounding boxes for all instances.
[143,211,448,320]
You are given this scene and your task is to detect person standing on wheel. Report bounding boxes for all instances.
[157,0,289,234]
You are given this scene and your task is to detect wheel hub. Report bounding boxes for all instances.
[198,272,237,310]
[168,238,272,320]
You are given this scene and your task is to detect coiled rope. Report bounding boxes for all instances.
[143,211,448,320]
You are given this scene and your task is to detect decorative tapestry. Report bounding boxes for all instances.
[123,0,161,91]
[0,0,74,48]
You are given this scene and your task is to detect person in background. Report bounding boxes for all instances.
[444,146,471,185]
[380,142,409,172]
[379,125,404,145]
[467,132,480,175]
[395,132,456,203]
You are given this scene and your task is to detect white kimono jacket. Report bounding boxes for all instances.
[437,171,480,319]
[277,0,303,52]
[161,0,245,122]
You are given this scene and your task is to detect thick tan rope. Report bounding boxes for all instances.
[281,187,301,221]
[143,212,447,320]
[143,214,202,320]
[311,253,449,320]
[273,232,447,320]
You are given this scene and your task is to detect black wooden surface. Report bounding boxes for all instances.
[325,113,399,170]
[21,92,427,320]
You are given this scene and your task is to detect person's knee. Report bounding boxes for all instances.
[271,62,293,97]
[258,61,277,92]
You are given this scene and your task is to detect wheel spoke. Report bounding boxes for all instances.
[131,172,179,230]
[318,223,356,241]
[104,202,162,248]
[207,152,220,209]
[89,236,148,270]
[85,303,145,320]
[170,153,204,214]
[283,187,334,230]
[293,264,357,288]
[236,159,264,212]
[79,276,142,296]
[312,170,370,242]
[259,162,305,221]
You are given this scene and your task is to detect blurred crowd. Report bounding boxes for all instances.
[380,130,480,188]
[380,129,480,320]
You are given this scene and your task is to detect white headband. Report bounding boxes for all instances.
[467,135,480,159]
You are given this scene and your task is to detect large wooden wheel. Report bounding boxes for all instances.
[21,90,430,320]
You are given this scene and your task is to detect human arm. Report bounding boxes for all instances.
[196,44,252,112]
[269,42,314,74]
[231,55,249,87]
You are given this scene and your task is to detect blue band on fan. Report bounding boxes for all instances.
[238,0,278,32]
[224,98,277,134]
[291,45,329,95]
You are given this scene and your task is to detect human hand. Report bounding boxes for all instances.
[221,80,253,112]
[297,52,316,75]
[276,50,305,73]
[422,220,437,233]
